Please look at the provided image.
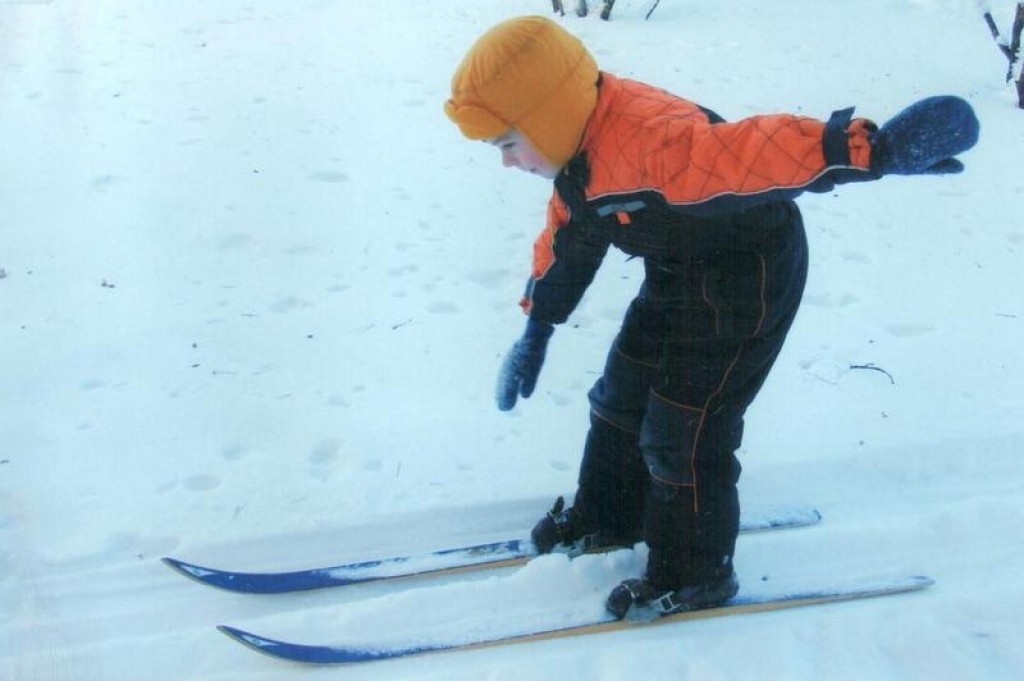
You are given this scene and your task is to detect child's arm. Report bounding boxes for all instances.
[647,96,977,216]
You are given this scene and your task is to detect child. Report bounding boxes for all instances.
[444,16,978,619]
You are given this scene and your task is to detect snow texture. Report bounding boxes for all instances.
[1,0,1022,679]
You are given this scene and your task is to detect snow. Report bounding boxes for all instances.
[1,0,1022,678]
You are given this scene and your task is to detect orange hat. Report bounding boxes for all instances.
[444,16,599,169]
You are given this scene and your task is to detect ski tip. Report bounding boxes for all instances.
[217,625,375,664]
[162,555,203,573]
[162,556,226,584]
[218,625,275,657]
[161,556,192,574]
[218,625,288,655]
[218,625,255,644]
[217,624,243,638]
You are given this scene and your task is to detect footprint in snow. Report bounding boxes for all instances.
[307,170,349,183]
[885,323,936,338]
[428,301,460,314]
[183,474,221,492]
[220,444,246,461]
[308,439,341,481]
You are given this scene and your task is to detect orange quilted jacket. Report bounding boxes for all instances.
[521,72,877,323]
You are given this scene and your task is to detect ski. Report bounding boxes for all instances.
[217,574,933,664]
[163,504,821,594]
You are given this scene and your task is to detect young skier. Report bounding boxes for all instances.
[443,16,978,619]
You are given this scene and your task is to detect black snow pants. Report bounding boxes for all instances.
[572,203,809,589]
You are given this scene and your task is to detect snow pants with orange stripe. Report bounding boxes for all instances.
[573,205,808,589]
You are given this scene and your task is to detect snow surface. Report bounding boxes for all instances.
[1,0,1022,679]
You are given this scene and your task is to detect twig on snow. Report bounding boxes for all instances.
[850,363,896,385]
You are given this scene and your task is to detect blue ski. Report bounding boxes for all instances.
[217,575,933,664]
[163,539,528,594]
[163,504,821,594]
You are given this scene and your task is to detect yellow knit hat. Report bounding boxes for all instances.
[444,16,599,169]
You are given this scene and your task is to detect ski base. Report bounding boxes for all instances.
[217,574,933,664]
[163,504,821,594]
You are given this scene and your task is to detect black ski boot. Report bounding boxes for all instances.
[605,569,739,620]
[531,496,635,555]
[530,496,586,554]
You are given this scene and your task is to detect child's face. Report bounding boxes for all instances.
[488,129,560,179]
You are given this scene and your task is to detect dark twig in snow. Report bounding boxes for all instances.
[850,363,896,385]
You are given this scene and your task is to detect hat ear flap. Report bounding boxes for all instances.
[444,100,508,140]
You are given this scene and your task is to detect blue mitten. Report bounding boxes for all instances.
[870,96,979,176]
[496,318,554,411]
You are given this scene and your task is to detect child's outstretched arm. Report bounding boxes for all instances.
[649,96,979,215]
